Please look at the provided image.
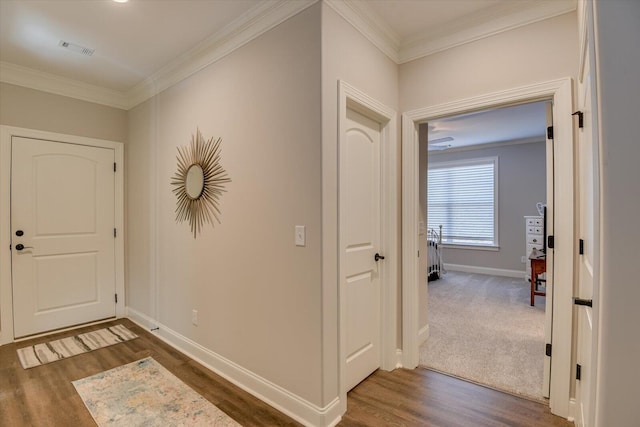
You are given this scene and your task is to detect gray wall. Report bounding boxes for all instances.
[427,140,546,272]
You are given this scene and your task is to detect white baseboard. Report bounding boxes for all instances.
[567,397,576,423]
[444,263,526,279]
[418,324,430,345]
[126,307,342,427]
[395,349,404,368]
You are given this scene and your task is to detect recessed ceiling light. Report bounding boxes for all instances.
[113,0,129,3]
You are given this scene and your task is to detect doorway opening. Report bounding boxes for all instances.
[417,100,552,401]
[401,78,575,418]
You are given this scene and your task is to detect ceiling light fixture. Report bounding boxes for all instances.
[113,0,129,3]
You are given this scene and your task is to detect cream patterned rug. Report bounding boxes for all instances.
[17,324,138,369]
[73,357,240,427]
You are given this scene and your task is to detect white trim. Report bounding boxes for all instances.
[444,263,525,279]
[399,0,576,64]
[0,125,125,345]
[0,62,129,110]
[323,0,400,63]
[337,80,398,406]
[126,307,342,427]
[323,0,575,65]
[0,1,316,111]
[402,78,575,419]
[441,244,499,251]
[418,324,430,345]
[126,0,316,109]
[568,397,577,423]
[428,136,545,155]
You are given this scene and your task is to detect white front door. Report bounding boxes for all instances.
[575,44,598,427]
[11,137,116,338]
[341,107,383,390]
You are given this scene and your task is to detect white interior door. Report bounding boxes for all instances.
[341,107,383,391]
[575,44,598,427]
[11,137,116,338]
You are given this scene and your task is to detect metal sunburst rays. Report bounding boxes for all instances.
[171,129,231,238]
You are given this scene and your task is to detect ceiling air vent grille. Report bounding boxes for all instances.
[58,40,95,56]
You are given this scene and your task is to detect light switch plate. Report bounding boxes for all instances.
[295,225,306,247]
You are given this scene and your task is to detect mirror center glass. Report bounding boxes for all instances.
[185,164,205,199]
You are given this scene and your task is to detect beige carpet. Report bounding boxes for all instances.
[419,271,546,401]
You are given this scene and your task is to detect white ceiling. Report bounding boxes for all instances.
[0,0,262,92]
[0,0,575,145]
[427,101,549,151]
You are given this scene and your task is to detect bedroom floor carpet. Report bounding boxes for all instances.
[419,271,546,401]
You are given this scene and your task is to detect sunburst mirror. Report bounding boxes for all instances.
[171,129,231,238]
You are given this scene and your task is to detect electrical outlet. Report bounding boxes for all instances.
[521,256,527,263]
[192,309,198,326]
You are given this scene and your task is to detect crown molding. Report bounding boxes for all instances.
[126,0,317,109]
[0,61,129,110]
[1,1,317,111]
[398,0,577,63]
[1,0,576,110]
[324,0,400,63]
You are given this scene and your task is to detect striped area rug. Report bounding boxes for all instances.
[17,324,138,369]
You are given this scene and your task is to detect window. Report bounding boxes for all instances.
[427,157,498,247]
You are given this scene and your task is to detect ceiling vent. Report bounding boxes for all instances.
[58,40,94,56]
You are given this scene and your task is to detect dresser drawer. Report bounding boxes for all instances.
[527,243,544,256]
[527,234,543,244]
[534,218,543,227]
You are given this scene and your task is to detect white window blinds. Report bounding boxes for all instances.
[427,157,498,246]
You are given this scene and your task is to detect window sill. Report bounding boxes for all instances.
[442,244,499,252]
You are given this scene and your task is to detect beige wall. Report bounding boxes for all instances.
[399,13,579,112]
[428,141,547,272]
[321,3,399,405]
[127,4,323,406]
[0,82,127,142]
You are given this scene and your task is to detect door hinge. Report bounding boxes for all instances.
[115,293,118,304]
[579,239,584,255]
[572,111,584,128]
[576,364,582,380]
[546,343,552,357]
[114,228,117,238]
[547,235,554,249]
[418,250,420,257]
[114,162,117,172]
[547,126,554,140]
[573,297,593,307]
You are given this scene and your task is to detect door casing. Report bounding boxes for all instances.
[402,78,575,418]
[0,125,125,345]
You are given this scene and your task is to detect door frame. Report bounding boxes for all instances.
[337,81,398,408]
[401,78,575,418]
[0,125,125,345]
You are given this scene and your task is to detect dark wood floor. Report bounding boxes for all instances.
[0,319,572,426]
